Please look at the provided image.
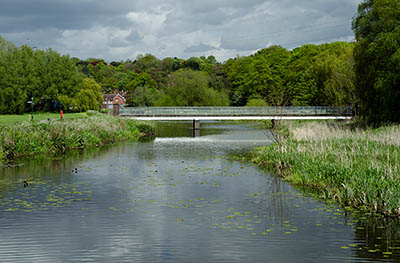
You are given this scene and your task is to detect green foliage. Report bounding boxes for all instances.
[0,36,86,114]
[129,86,160,107]
[126,72,157,91]
[0,39,29,114]
[184,57,203,71]
[158,69,229,106]
[134,54,160,72]
[246,99,269,107]
[125,72,158,105]
[352,0,400,123]
[315,43,356,106]
[286,42,356,106]
[81,78,103,111]
[58,78,103,112]
[225,43,356,107]
[225,46,291,106]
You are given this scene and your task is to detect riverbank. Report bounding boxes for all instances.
[251,121,400,216]
[0,113,154,164]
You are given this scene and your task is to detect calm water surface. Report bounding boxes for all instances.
[0,121,400,262]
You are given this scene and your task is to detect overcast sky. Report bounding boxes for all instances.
[0,0,362,62]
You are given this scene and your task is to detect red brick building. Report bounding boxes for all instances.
[102,93,126,109]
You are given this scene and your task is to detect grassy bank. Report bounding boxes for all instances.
[252,121,400,216]
[0,114,154,163]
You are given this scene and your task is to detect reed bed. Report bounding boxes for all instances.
[0,114,154,163]
[252,121,400,216]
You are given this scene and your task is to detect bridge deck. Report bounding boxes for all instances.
[120,106,352,120]
[127,116,352,121]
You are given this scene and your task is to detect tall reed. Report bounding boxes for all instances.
[252,121,400,216]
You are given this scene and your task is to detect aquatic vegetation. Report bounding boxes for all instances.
[0,114,154,163]
[0,181,92,212]
[252,121,400,216]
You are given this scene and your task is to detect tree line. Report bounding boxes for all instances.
[0,0,398,123]
[0,40,355,110]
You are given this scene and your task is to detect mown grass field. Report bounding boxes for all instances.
[0,112,87,125]
[252,121,400,216]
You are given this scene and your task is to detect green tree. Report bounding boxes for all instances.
[285,44,321,106]
[224,46,290,106]
[130,86,160,107]
[58,78,103,112]
[134,54,160,73]
[41,49,83,109]
[224,56,253,105]
[125,72,158,105]
[79,77,103,110]
[285,42,356,106]
[352,0,400,123]
[0,42,26,114]
[314,42,356,106]
[159,69,229,106]
[246,98,269,107]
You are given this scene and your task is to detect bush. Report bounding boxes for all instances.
[246,99,269,107]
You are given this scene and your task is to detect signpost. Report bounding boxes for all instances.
[27,97,34,121]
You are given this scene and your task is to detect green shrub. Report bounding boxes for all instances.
[246,99,269,107]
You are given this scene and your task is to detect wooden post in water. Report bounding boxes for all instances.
[193,119,200,137]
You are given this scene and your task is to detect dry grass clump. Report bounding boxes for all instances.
[292,121,400,146]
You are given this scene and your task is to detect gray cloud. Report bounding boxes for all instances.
[0,0,362,62]
[184,43,216,53]
[125,31,142,43]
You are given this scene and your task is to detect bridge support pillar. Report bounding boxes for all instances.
[193,119,200,137]
[193,119,200,130]
[193,129,200,137]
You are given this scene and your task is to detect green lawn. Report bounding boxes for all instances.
[0,112,88,125]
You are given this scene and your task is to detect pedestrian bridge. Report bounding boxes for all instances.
[119,106,353,121]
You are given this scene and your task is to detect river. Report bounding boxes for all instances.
[0,121,399,262]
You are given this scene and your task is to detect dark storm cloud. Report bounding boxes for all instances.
[0,0,97,32]
[0,0,137,32]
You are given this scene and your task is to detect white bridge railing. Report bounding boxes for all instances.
[119,106,353,117]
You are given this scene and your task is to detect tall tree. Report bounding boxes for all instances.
[0,37,27,114]
[157,69,229,106]
[352,0,400,123]
[225,46,290,106]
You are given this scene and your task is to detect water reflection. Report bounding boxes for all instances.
[0,121,398,262]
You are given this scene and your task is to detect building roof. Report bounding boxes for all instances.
[103,94,117,100]
[103,94,125,100]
